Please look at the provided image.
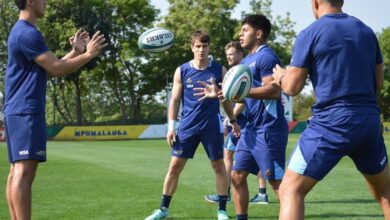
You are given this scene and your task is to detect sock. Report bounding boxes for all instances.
[160,194,172,211]
[259,187,267,195]
[218,195,229,211]
[236,214,248,220]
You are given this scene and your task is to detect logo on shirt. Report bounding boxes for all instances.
[265,168,272,177]
[186,78,194,88]
[380,156,387,166]
[249,61,256,67]
[36,150,46,156]
[18,150,29,156]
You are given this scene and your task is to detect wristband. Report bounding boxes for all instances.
[229,118,237,124]
[168,120,179,131]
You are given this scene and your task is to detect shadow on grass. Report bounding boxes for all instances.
[305,213,383,219]
[306,198,376,204]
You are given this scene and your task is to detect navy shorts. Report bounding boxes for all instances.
[288,113,388,180]
[233,130,287,180]
[5,114,47,163]
[171,131,224,160]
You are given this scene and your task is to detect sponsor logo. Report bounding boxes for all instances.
[249,61,256,67]
[18,150,29,156]
[173,149,183,155]
[380,156,387,166]
[266,168,272,177]
[36,151,46,156]
[186,78,193,88]
[146,33,173,43]
[74,130,128,137]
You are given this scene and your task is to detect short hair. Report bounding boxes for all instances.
[225,41,244,55]
[322,0,344,7]
[191,31,210,45]
[242,14,271,40]
[14,0,26,10]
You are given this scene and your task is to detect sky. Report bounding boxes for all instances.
[150,0,390,33]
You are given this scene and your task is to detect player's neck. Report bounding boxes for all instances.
[318,6,343,18]
[19,10,38,26]
[249,43,266,55]
[191,58,209,70]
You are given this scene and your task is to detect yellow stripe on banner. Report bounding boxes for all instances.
[53,125,148,140]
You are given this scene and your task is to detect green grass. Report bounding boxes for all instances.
[0,133,389,219]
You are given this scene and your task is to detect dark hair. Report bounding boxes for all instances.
[225,41,244,55]
[242,14,271,40]
[323,0,344,7]
[191,31,210,45]
[14,0,26,10]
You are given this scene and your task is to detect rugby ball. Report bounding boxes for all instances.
[138,27,174,53]
[222,64,253,102]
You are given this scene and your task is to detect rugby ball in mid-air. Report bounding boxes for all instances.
[222,64,253,102]
[138,27,174,53]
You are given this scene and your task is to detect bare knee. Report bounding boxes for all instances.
[231,171,248,187]
[211,159,226,174]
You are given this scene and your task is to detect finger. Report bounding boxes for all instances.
[91,31,101,41]
[193,92,205,97]
[193,87,204,92]
[210,77,216,84]
[197,96,206,102]
[75,29,82,39]
[196,81,209,87]
[69,36,75,44]
[173,135,176,143]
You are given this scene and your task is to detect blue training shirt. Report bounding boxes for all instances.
[179,60,224,134]
[290,13,383,117]
[4,20,49,116]
[241,45,288,132]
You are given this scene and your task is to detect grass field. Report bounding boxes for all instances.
[0,133,389,220]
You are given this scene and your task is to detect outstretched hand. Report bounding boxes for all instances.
[69,29,90,54]
[86,31,108,58]
[193,77,222,101]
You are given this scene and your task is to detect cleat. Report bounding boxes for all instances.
[205,194,219,203]
[249,193,269,204]
[217,210,229,220]
[205,194,231,203]
[145,209,169,220]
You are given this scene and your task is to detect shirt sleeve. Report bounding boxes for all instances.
[257,52,280,78]
[290,30,313,68]
[19,28,49,61]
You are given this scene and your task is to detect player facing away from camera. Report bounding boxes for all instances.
[194,15,288,220]
[204,41,270,205]
[145,31,239,220]
[272,0,390,219]
[4,0,107,219]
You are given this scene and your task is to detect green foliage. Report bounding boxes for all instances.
[378,27,390,121]
[293,91,316,121]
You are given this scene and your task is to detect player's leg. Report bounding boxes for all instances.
[145,132,198,220]
[231,170,250,214]
[363,165,390,219]
[278,169,317,220]
[224,149,234,194]
[6,164,16,220]
[249,172,269,204]
[10,160,38,220]
[202,132,229,219]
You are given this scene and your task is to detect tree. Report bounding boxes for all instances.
[0,1,18,105]
[378,27,390,121]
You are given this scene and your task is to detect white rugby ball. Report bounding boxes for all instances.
[222,64,253,102]
[138,27,174,53]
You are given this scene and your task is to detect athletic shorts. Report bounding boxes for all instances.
[288,113,387,180]
[224,132,239,152]
[233,130,287,180]
[171,131,224,160]
[5,114,47,163]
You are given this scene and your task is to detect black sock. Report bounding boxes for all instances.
[160,194,172,211]
[236,214,248,220]
[218,195,228,211]
[259,187,266,195]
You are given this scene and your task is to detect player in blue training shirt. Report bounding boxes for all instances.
[4,1,107,219]
[204,41,270,205]
[195,15,288,220]
[272,0,390,219]
[145,31,239,220]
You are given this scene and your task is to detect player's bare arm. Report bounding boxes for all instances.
[376,63,384,93]
[246,75,281,99]
[35,31,107,78]
[166,67,182,147]
[61,29,90,60]
[272,64,308,96]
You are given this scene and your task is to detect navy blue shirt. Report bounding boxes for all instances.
[291,13,383,117]
[179,60,223,133]
[241,45,288,132]
[4,20,49,116]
